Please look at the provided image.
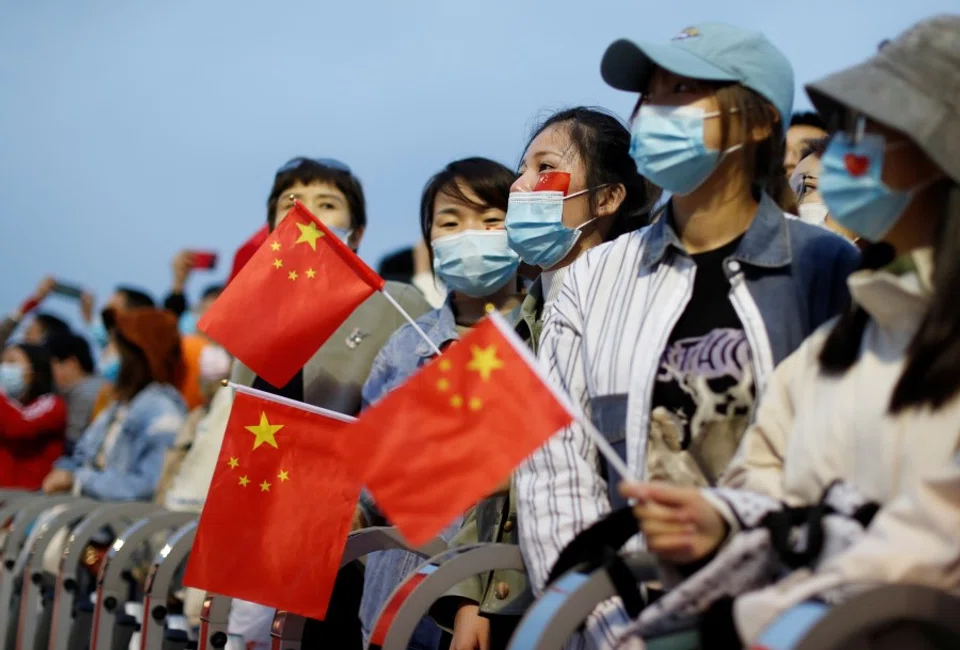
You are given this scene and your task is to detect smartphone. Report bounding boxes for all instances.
[51,281,85,300]
[190,251,219,270]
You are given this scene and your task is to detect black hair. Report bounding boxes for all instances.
[377,247,415,284]
[46,334,95,375]
[525,107,660,239]
[33,313,71,341]
[419,157,516,259]
[819,182,960,413]
[13,343,55,404]
[267,160,366,232]
[116,287,155,309]
[800,136,830,161]
[789,111,828,131]
[201,284,224,301]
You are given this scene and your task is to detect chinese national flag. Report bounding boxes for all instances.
[182,389,360,619]
[199,201,385,387]
[346,312,577,545]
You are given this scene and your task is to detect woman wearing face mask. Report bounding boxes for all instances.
[41,307,187,500]
[0,344,67,489]
[515,23,861,648]
[433,108,660,650]
[790,136,862,244]
[616,16,960,649]
[355,157,519,650]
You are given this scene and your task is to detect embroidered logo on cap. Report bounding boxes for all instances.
[672,27,700,41]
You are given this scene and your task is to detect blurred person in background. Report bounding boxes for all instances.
[377,242,448,308]
[46,333,106,451]
[0,277,71,346]
[784,110,829,177]
[790,136,862,244]
[0,343,67,489]
[42,307,186,500]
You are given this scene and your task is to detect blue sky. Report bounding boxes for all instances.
[1,0,954,329]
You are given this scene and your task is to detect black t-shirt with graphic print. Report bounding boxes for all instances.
[648,235,756,487]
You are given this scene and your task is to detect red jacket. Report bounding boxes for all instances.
[0,393,67,490]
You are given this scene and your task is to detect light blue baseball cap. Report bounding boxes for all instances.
[601,23,795,126]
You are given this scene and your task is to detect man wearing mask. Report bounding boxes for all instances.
[46,334,106,451]
[210,157,432,650]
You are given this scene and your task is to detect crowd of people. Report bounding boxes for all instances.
[2,14,959,650]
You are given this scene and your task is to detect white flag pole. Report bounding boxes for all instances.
[380,288,443,356]
[222,380,357,423]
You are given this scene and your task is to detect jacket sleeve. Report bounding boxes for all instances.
[73,407,183,501]
[0,394,66,441]
[515,265,611,593]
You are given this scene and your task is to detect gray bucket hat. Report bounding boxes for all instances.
[805,14,960,185]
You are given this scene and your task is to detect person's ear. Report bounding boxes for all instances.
[596,183,627,218]
[348,226,366,251]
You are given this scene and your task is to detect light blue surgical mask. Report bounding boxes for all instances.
[178,311,198,336]
[100,354,121,383]
[0,363,26,399]
[330,227,353,247]
[819,132,934,242]
[630,104,740,195]
[432,230,520,298]
[505,189,593,269]
[90,320,110,350]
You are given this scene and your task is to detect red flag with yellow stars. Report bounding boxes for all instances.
[198,201,384,387]
[183,387,359,619]
[347,312,578,545]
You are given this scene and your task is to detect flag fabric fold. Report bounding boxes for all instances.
[199,201,385,387]
[346,312,578,545]
[183,388,360,619]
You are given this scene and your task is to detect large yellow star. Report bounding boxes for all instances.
[295,221,324,251]
[245,412,284,450]
[466,345,504,381]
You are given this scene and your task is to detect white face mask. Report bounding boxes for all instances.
[797,203,829,226]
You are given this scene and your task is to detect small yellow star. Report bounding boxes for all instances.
[259,480,271,492]
[227,457,239,469]
[270,241,281,252]
[469,397,483,411]
[273,258,283,269]
[450,394,464,408]
[439,359,452,372]
[306,268,316,279]
[466,345,504,381]
[484,303,496,314]
[238,475,250,487]
[295,221,325,250]
[436,378,450,392]
[245,412,284,450]
[278,470,290,482]
[288,270,298,281]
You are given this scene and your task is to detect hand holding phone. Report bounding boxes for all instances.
[51,281,85,300]
[189,250,218,270]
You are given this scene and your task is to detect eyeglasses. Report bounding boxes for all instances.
[275,156,352,175]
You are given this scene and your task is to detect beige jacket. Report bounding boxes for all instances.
[706,250,960,644]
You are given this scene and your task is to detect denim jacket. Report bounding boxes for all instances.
[515,194,860,649]
[56,382,186,501]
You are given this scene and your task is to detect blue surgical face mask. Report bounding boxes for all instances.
[432,230,520,298]
[0,363,26,399]
[505,189,594,269]
[100,353,121,383]
[330,227,353,247]
[630,104,741,196]
[819,132,933,242]
[90,320,110,350]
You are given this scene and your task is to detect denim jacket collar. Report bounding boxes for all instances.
[639,193,793,270]
[413,294,460,358]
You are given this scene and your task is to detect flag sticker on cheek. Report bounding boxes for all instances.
[533,171,572,194]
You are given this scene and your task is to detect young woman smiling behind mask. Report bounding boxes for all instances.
[438,108,660,650]
[619,15,960,648]
[356,157,520,650]
[515,23,860,649]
